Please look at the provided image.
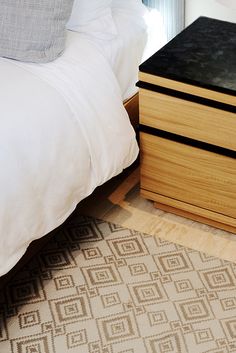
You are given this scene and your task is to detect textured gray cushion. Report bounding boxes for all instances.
[0,0,74,63]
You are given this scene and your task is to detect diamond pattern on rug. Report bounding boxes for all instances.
[144,329,187,353]
[10,331,55,353]
[97,311,140,345]
[0,215,236,353]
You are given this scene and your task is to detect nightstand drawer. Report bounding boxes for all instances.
[139,88,236,151]
[140,132,236,221]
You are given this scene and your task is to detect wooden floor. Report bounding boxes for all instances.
[78,162,236,263]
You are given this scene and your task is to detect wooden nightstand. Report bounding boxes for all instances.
[138,16,236,233]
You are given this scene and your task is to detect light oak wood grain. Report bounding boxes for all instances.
[154,201,236,234]
[140,132,236,223]
[139,88,236,151]
[124,92,139,130]
[139,72,236,106]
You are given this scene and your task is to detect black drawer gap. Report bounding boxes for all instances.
[139,124,236,159]
[137,81,236,114]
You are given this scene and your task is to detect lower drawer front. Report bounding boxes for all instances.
[140,132,236,219]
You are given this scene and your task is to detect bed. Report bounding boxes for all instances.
[0,1,149,277]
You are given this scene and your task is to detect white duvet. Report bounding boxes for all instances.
[0,32,138,276]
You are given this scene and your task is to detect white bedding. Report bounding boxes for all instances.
[0,32,139,276]
[70,5,148,101]
[101,7,148,100]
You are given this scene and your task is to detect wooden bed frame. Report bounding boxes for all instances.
[0,93,139,289]
[124,93,139,130]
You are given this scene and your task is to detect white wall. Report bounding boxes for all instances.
[185,0,236,26]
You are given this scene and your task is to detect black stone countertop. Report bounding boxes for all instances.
[139,16,236,96]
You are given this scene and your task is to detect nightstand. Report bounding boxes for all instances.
[138,16,236,233]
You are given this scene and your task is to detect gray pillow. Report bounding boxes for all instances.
[0,0,74,63]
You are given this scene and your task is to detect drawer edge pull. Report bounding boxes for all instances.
[140,125,236,159]
[137,81,236,113]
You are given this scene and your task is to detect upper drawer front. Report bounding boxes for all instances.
[139,88,236,151]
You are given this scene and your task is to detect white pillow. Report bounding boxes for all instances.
[112,0,146,13]
[67,0,117,40]
[112,0,147,27]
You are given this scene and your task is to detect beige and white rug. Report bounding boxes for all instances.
[0,213,236,353]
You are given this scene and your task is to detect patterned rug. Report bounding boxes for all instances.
[0,213,236,353]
